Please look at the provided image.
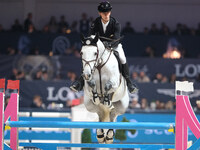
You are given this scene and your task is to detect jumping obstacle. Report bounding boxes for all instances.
[1,79,200,150]
[6,121,174,130]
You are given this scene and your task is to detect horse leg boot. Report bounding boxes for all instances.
[96,129,105,143]
[122,63,138,93]
[105,129,114,144]
[70,76,84,92]
[87,80,100,105]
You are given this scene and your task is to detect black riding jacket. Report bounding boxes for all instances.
[89,17,121,42]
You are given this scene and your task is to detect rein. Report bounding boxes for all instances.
[81,45,113,97]
[96,49,113,96]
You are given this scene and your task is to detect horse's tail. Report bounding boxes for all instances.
[99,103,111,122]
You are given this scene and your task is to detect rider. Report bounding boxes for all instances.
[70,1,137,93]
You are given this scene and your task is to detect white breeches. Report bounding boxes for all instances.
[115,44,126,64]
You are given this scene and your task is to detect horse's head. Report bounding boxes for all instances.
[80,34,105,81]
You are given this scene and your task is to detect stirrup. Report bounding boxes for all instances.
[70,81,83,92]
[70,85,78,92]
[128,85,138,94]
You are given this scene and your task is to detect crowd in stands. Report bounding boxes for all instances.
[1,12,200,36]
[1,12,200,58]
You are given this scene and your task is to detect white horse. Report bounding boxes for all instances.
[80,34,129,144]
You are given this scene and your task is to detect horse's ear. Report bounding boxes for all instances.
[93,33,99,44]
[80,34,85,42]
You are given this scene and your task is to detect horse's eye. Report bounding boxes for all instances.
[94,52,97,56]
[80,52,83,56]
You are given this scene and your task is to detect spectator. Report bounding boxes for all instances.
[67,70,77,82]
[32,47,40,55]
[79,13,90,36]
[6,46,16,55]
[130,98,141,109]
[174,23,183,35]
[70,21,78,33]
[160,22,170,35]
[27,24,36,34]
[41,71,49,81]
[153,73,163,83]
[131,72,139,82]
[182,24,190,35]
[48,16,58,33]
[18,35,31,54]
[149,23,159,35]
[143,27,149,35]
[33,70,43,80]
[194,100,200,111]
[11,19,23,32]
[155,100,165,110]
[161,76,169,83]
[165,100,174,110]
[54,73,61,81]
[122,22,135,34]
[42,25,50,33]
[9,68,18,80]
[169,74,176,84]
[140,98,149,110]
[58,15,69,33]
[138,71,150,83]
[30,95,46,109]
[65,45,77,56]
[143,46,155,57]
[24,13,33,32]
[16,71,25,80]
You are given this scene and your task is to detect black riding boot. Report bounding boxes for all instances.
[122,63,138,93]
[70,76,84,92]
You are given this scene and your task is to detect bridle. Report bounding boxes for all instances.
[81,44,113,96]
[81,46,100,75]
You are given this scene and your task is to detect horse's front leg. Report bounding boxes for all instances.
[87,80,100,105]
[103,80,114,107]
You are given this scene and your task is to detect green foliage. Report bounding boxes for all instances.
[115,117,136,142]
[81,129,92,150]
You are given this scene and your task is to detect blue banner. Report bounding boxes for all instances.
[90,113,200,144]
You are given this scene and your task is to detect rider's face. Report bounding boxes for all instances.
[99,11,111,23]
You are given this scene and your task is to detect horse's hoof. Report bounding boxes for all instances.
[96,129,105,143]
[105,129,114,144]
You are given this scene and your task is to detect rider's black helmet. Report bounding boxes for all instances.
[98,1,112,12]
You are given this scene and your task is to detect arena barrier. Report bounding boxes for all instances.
[1,79,200,150]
